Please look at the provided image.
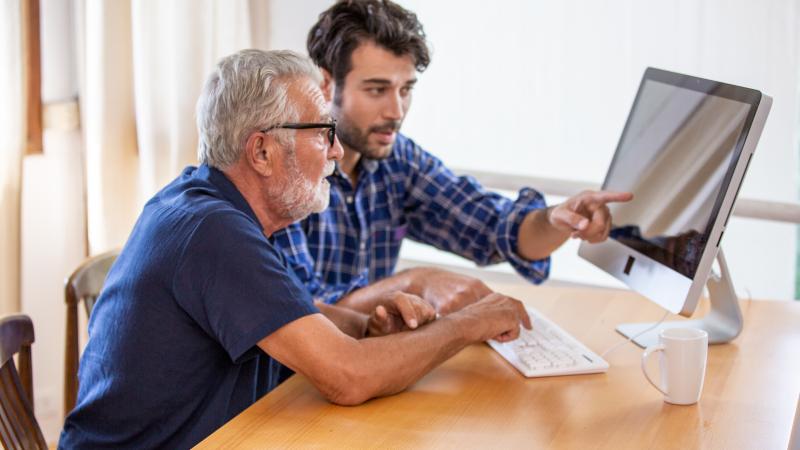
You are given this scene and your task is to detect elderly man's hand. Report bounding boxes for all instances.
[366,291,437,337]
[453,292,532,343]
[548,190,633,243]
[405,267,493,315]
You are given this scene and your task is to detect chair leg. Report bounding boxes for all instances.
[64,304,78,416]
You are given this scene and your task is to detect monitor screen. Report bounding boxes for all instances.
[603,78,752,279]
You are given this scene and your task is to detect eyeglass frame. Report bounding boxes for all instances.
[261,121,337,148]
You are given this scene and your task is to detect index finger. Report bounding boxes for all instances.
[517,302,532,330]
[397,293,434,329]
[584,190,633,206]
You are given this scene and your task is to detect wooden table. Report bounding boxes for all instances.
[196,284,800,449]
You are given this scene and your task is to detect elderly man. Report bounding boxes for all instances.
[58,49,530,449]
[272,0,632,315]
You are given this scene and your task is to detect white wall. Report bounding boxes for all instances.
[267,0,331,51]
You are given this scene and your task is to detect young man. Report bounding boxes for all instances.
[58,49,530,449]
[272,0,632,314]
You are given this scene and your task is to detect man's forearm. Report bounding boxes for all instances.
[350,315,472,400]
[316,301,368,338]
[306,313,475,405]
[336,269,417,313]
[516,207,570,261]
[260,312,476,405]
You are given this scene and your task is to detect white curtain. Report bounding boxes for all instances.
[76,0,270,253]
[0,0,25,314]
[76,0,139,255]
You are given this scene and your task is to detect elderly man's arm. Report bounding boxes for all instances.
[258,293,529,406]
[315,301,368,338]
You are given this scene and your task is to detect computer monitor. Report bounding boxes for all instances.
[578,67,772,348]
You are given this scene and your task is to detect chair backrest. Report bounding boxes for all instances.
[0,314,47,450]
[63,250,118,416]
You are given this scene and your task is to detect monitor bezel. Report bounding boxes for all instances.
[579,67,770,316]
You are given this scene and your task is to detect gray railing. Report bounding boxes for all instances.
[460,169,800,224]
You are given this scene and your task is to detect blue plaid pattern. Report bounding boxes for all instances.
[271,133,550,304]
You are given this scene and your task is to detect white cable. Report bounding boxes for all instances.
[601,310,670,358]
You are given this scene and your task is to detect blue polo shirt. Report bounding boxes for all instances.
[59,164,318,449]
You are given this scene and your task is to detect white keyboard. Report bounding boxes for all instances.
[488,306,609,377]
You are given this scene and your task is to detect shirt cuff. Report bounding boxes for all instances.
[496,187,550,284]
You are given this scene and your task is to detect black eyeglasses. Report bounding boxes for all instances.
[261,121,337,148]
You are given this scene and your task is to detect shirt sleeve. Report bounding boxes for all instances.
[398,140,551,284]
[172,211,319,363]
[271,222,370,304]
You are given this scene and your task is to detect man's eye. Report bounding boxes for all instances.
[400,86,413,96]
[367,87,385,95]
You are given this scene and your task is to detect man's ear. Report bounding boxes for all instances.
[245,131,275,177]
[320,68,334,103]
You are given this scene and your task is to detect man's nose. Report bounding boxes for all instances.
[383,92,404,121]
[328,135,344,160]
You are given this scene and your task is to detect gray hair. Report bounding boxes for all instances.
[196,49,322,168]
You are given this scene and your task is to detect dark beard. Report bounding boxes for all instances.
[335,118,401,160]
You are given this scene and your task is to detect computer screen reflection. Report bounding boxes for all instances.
[605,80,750,278]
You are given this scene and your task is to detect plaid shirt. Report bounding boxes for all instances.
[271,134,550,304]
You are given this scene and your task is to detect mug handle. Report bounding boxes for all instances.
[641,343,668,397]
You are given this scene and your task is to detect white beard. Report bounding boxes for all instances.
[271,158,333,222]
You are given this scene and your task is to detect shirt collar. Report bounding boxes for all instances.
[198,164,261,226]
[332,156,380,183]
[360,157,379,173]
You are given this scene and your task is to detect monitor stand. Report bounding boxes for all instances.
[616,249,743,348]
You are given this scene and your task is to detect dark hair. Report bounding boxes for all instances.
[307,0,431,87]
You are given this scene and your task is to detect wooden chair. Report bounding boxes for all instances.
[0,314,47,450]
[63,250,118,416]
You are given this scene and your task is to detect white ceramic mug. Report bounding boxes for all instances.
[641,327,708,405]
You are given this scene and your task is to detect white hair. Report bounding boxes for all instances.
[196,49,323,168]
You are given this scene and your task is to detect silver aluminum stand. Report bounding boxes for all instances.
[616,249,743,348]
